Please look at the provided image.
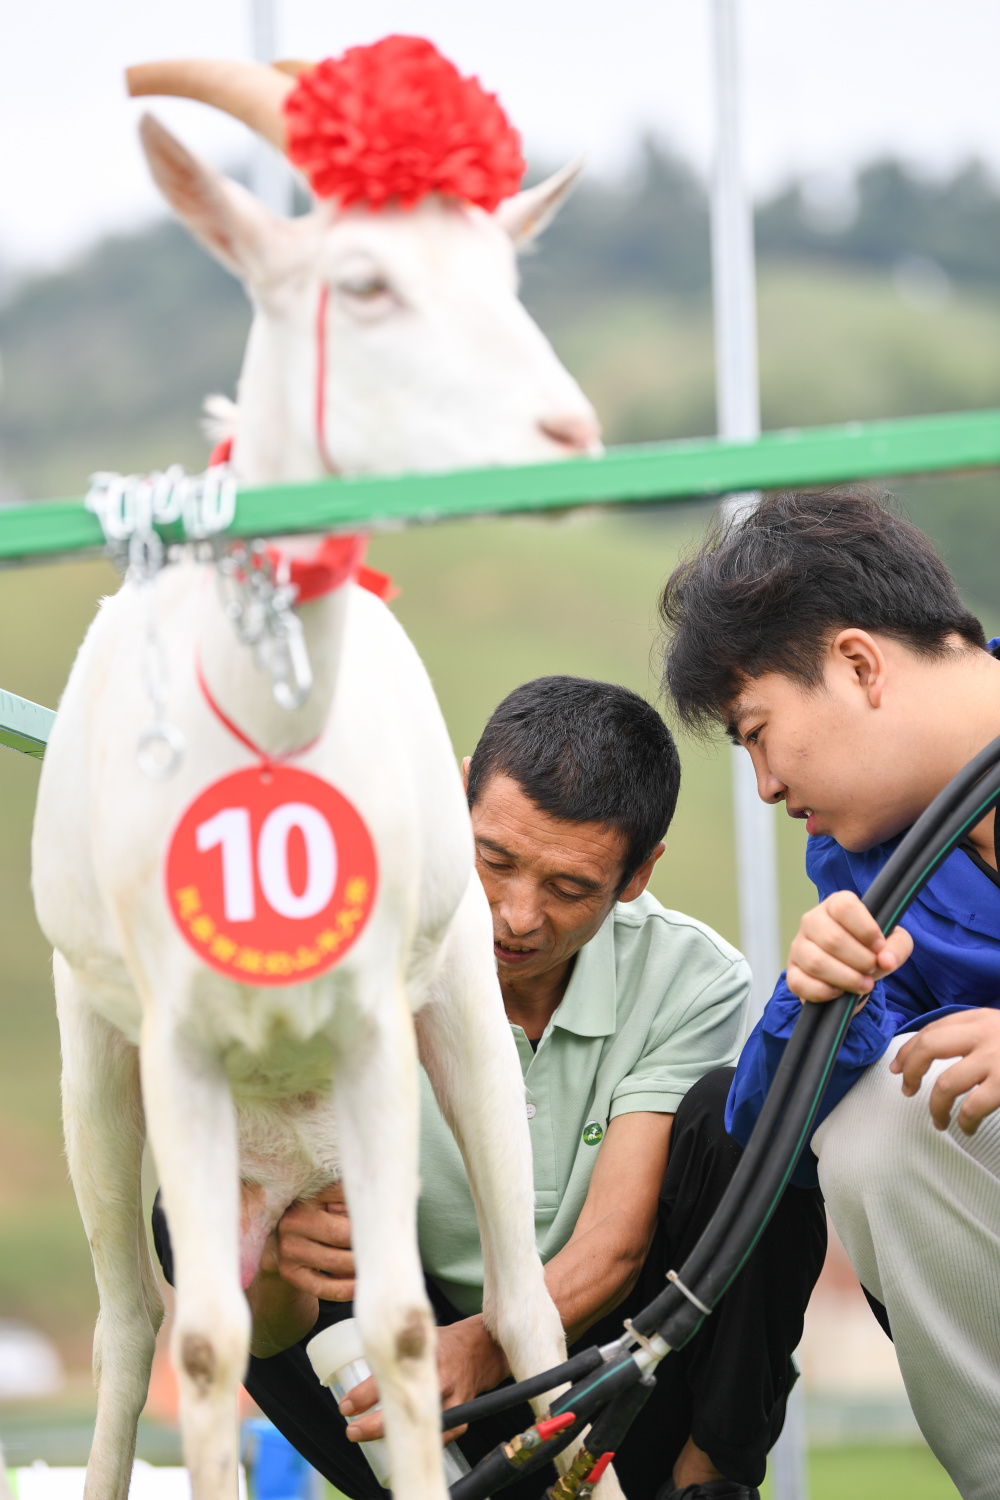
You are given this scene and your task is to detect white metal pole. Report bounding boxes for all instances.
[711,0,759,450]
[710,0,780,1027]
[249,0,293,215]
[709,4,808,1498]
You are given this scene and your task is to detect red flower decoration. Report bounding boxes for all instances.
[283,35,526,212]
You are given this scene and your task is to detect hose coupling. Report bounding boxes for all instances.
[504,1412,576,1468]
[545,1444,597,1500]
[576,1451,616,1499]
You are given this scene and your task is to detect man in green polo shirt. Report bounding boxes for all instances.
[152,677,826,1500]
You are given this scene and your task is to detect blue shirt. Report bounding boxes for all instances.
[726,740,1000,1187]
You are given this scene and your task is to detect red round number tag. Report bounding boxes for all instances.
[165,766,377,986]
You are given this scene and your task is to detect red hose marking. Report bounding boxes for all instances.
[585,1452,615,1484]
[536,1413,576,1441]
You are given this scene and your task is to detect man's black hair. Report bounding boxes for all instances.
[660,485,986,730]
[467,676,680,886]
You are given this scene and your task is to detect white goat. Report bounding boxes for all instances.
[31,49,606,1500]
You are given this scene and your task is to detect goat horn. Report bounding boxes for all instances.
[271,59,315,78]
[125,59,294,151]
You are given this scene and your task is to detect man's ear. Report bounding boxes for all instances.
[618,843,666,904]
[830,629,888,708]
[461,756,472,795]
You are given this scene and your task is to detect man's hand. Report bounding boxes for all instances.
[786,891,913,1003]
[275,1183,356,1301]
[890,1009,1000,1134]
[247,1183,355,1357]
[340,1316,508,1446]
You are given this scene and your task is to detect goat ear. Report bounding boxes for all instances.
[138,112,286,281]
[494,156,585,246]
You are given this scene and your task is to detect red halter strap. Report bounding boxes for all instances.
[209,284,338,476]
[195,653,323,767]
[205,286,399,606]
[315,283,339,477]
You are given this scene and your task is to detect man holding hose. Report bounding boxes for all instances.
[660,486,1000,1500]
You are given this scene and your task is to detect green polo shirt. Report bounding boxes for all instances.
[416,890,750,1315]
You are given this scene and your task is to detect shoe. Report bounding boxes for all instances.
[657,1482,760,1500]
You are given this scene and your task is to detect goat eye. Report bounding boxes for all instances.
[338,275,392,301]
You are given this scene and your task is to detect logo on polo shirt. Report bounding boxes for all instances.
[582,1120,604,1146]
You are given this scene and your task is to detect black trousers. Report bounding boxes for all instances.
[151,1068,826,1496]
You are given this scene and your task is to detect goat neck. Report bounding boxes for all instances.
[198,562,348,759]
[233,305,329,484]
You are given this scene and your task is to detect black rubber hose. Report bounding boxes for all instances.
[549,1352,648,1421]
[628,1003,826,1338]
[440,1347,605,1433]
[657,994,855,1349]
[577,1377,656,1464]
[873,760,1000,934]
[448,1445,522,1500]
[656,746,1000,1350]
[864,731,1000,925]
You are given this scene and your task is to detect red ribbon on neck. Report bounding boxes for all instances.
[270,535,397,605]
[195,652,322,767]
[268,533,366,603]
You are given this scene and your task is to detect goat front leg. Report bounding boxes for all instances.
[417,876,566,1389]
[418,882,626,1500]
[139,1007,248,1500]
[55,955,164,1500]
[334,977,447,1500]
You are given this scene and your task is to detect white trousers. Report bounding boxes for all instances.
[812,1034,1000,1500]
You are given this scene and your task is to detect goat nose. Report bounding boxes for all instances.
[539,413,602,454]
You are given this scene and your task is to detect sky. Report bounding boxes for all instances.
[3,0,1000,270]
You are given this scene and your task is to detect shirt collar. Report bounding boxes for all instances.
[550,907,618,1038]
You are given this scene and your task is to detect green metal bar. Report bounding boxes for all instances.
[4,405,1000,757]
[0,688,56,759]
[1,408,999,566]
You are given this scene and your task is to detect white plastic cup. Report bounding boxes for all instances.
[307,1317,471,1489]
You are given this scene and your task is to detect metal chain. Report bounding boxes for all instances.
[85,463,311,745]
[126,493,186,781]
[214,541,313,711]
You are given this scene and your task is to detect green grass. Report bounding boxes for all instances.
[761,1442,959,1499]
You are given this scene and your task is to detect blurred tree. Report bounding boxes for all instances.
[518,137,712,318]
[757,157,1000,287]
[0,222,248,498]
